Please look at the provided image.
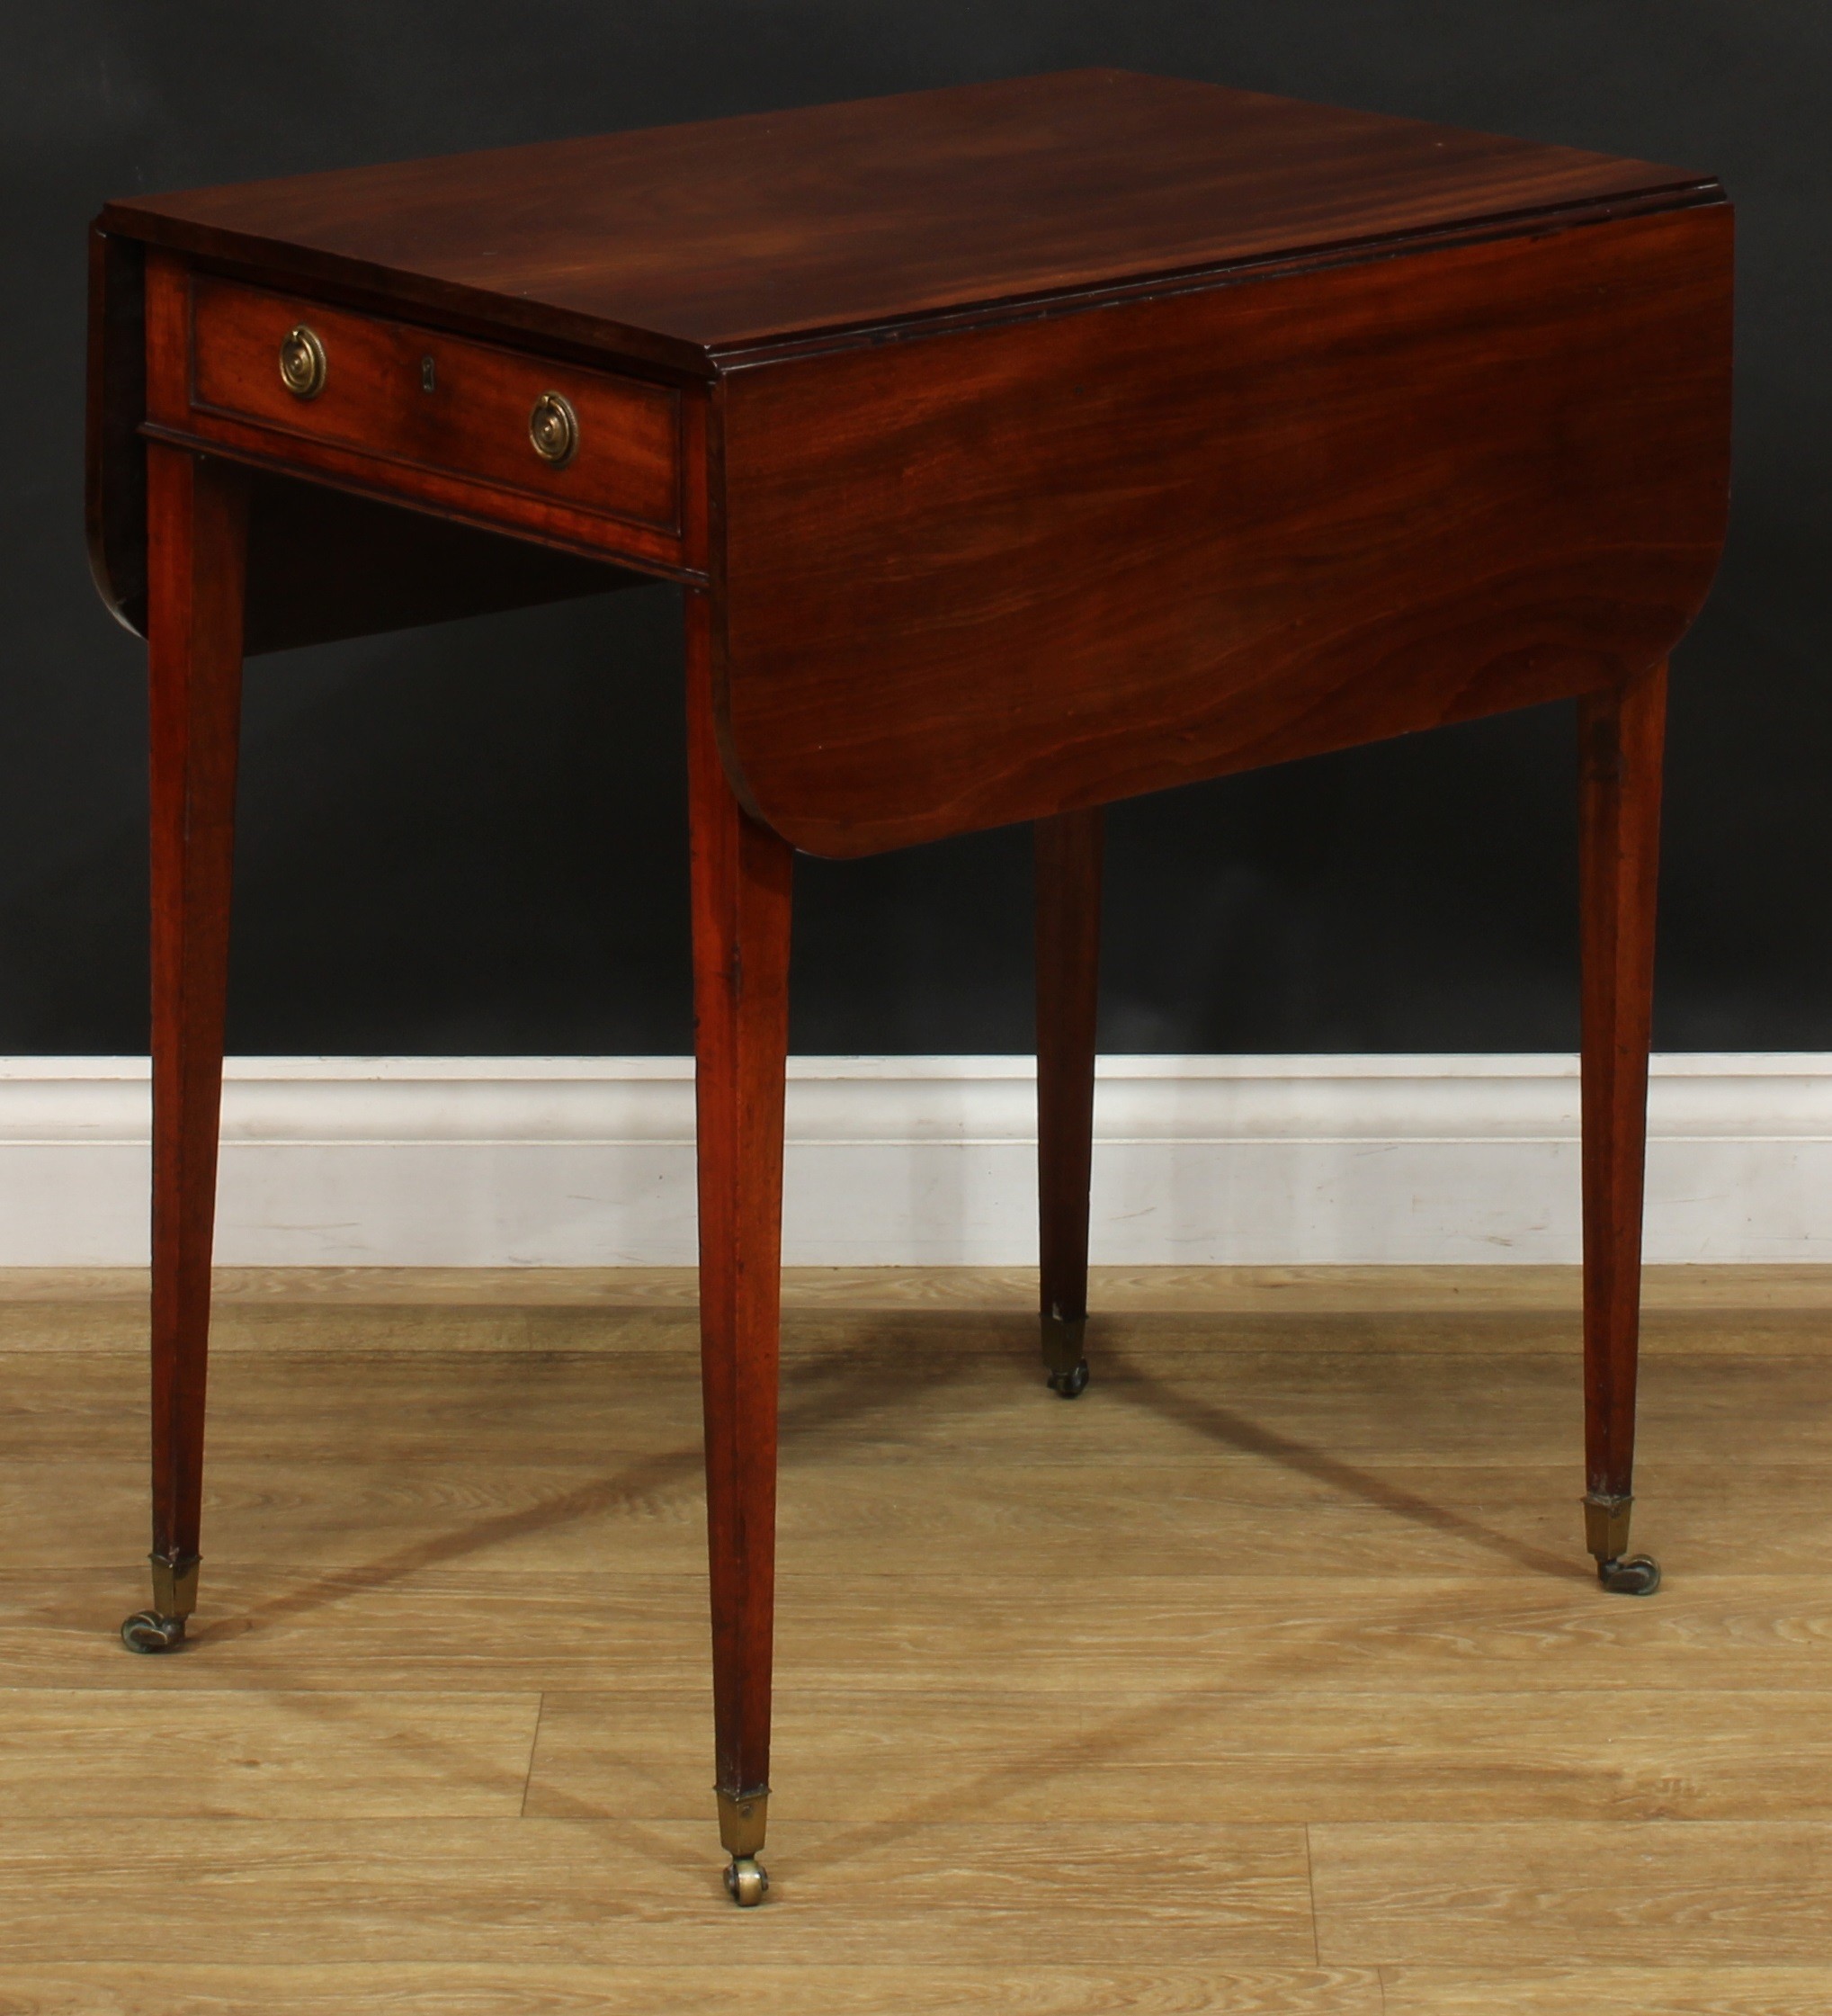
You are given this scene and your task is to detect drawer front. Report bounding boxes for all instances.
[188,276,681,534]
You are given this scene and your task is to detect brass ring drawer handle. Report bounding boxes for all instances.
[278,324,327,399]
[530,390,578,466]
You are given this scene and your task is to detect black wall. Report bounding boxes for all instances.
[4,4,1825,1056]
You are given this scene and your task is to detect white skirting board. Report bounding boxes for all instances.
[0,1053,1828,1268]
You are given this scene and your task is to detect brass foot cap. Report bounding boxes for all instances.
[148,1552,201,1621]
[1597,1554,1662,1597]
[1583,1494,1633,1564]
[724,1855,769,1906]
[716,1787,768,1857]
[1040,1312,1087,1382]
[121,1611,186,1653]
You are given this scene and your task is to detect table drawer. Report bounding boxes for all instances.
[187,276,681,534]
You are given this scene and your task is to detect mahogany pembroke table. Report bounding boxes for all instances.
[85,71,1732,1904]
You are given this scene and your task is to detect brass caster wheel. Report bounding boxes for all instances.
[1047,1359,1089,1400]
[1597,1553,1662,1597]
[724,1854,769,1906]
[121,1610,186,1653]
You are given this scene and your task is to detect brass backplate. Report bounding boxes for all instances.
[279,324,327,400]
[529,390,578,466]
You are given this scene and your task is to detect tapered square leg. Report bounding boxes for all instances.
[686,591,793,1901]
[122,445,248,1654]
[1577,659,1667,1597]
[1035,808,1104,1399]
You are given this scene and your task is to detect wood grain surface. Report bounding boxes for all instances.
[97,72,1713,363]
[716,206,1729,854]
[1034,810,1103,1351]
[1580,660,1667,1506]
[0,1266,1824,2011]
[87,233,649,654]
[685,590,794,1811]
[141,253,705,585]
[90,69,1729,676]
[143,440,247,1608]
[190,275,684,533]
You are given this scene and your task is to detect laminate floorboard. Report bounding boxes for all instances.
[1310,1820,1832,1964]
[0,1819,1314,1966]
[0,1267,1824,2012]
[0,1963,1388,2015]
[1381,1967,1832,2013]
[9,1456,1827,1578]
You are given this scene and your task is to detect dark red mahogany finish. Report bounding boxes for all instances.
[718,205,1726,854]
[1035,811,1104,1396]
[144,444,247,1625]
[87,69,1732,1888]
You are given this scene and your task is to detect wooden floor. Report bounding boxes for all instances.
[3,1264,1829,2013]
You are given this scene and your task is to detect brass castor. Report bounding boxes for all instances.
[1584,1498,1658,1595]
[724,1855,769,1905]
[1597,1554,1662,1597]
[121,1610,186,1653]
[1047,1359,1089,1399]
